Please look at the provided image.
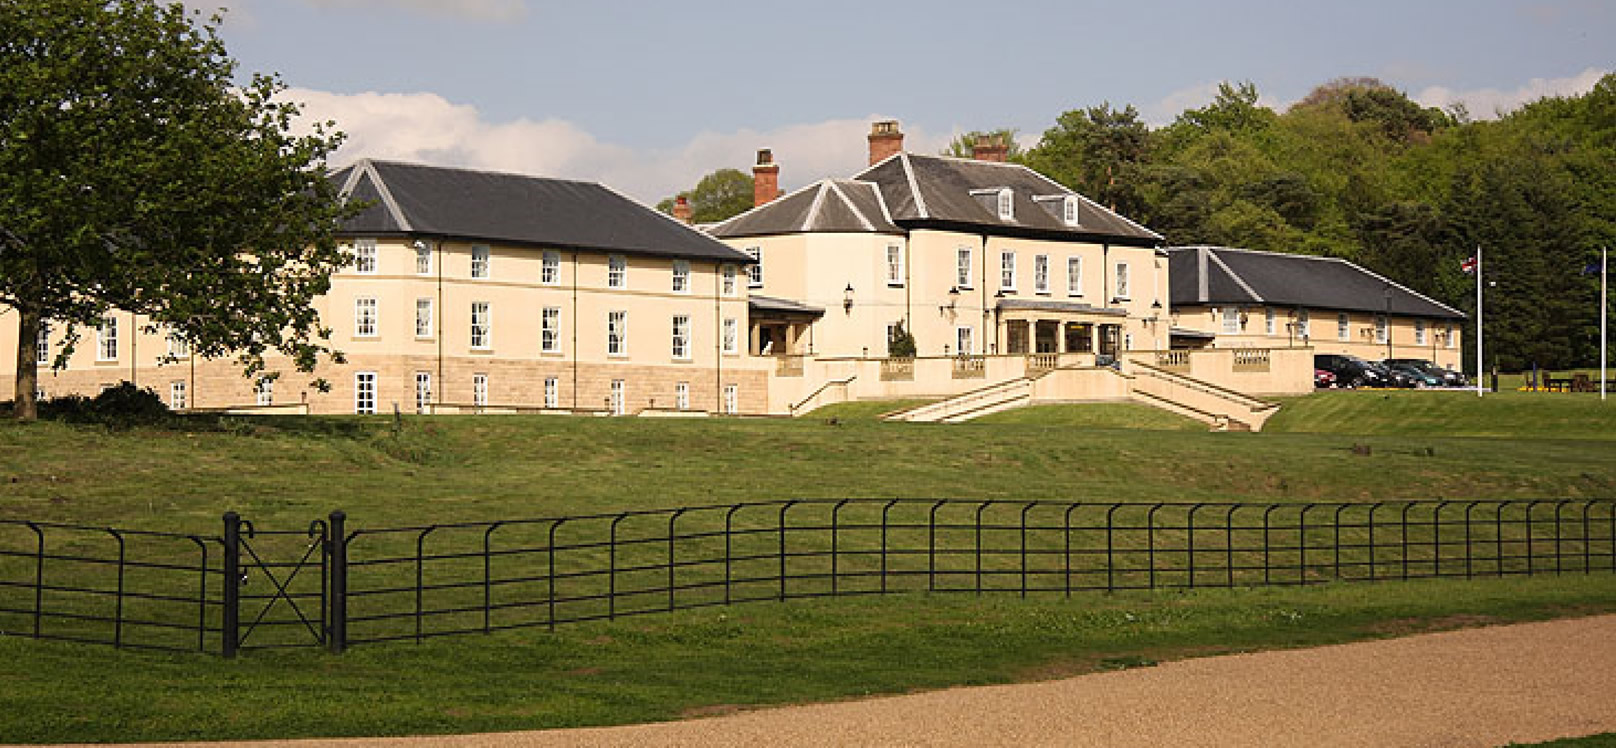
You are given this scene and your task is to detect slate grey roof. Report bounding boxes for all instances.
[851,154,1162,245]
[1167,246,1467,320]
[748,295,825,317]
[709,179,903,238]
[331,159,752,263]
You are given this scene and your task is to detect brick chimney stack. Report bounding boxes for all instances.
[868,120,904,165]
[972,133,1009,163]
[671,194,692,224]
[753,148,781,207]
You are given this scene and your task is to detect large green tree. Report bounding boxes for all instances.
[657,168,754,223]
[1022,104,1149,216]
[0,0,354,420]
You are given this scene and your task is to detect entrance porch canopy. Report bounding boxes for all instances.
[995,298,1128,356]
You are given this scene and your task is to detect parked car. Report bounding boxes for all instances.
[1314,369,1336,388]
[1368,361,1419,388]
[1314,354,1389,388]
[1388,362,1443,388]
[1384,358,1467,387]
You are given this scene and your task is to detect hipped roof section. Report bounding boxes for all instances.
[331,159,753,263]
[710,153,1162,246]
[1167,245,1467,320]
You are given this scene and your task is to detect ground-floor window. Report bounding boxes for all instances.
[1066,322,1094,353]
[955,326,974,356]
[610,379,625,415]
[415,372,432,414]
[355,372,377,414]
[544,377,558,409]
[472,374,488,407]
[722,384,738,414]
[170,380,187,410]
[675,381,689,410]
[256,377,273,406]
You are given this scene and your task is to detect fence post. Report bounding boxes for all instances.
[222,512,241,659]
[328,511,347,655]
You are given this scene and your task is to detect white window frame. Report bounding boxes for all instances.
[996,188,1013,220]
[956,326,975,356]
[1033,254,1050,294]
[1000,251,1016,291]
[471,245,490,279]
[354,238,377,274]
[722,318,739,355]
[167,329,189,359]
[1066,256,1083,297]
[1114,262,1130,300]
[671,314,691,361]
[170,380,187,410]
[1375,315,1389,345]
[415,242,432,275]
[472,373,489,407]
[415,372,432,414]
[543,377,559,409]
[36,322,50,366]
[722,384,738,415]
[541,251,560,285]
[745,247,762,288]
[354,297,378,338]
[886,244,903,286]
[97,316,118,361]
[1265,308,1276,336]
[1414,319,1427,346]
[1337,313,1350,341]
[672,260,691,293]
[1299,309,1311,340]
[255,377,274,407]
[1222,307,1241,335]
[541,307,561,353]
[415,298,433,339]
[470,301,492,350]
[1062,196,1079,226]
[607,310,627,357]
[956,247,973,289]
[608,254,627,289]
[722,265,738,296]
[354,372,377,414]
[609,379,625,415]
[1446,326,1457,349]
[675,381,690,410]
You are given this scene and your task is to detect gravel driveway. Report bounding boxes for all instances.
[46,614,1618,748]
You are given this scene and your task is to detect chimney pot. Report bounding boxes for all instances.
[671,194,692,224]
[867,119,904,166]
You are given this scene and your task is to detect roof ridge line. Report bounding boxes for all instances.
[1205,249,1263,303]
[899,154,929,219]
[803,182,830,232]
[1337,259,1470,318]
[359,159,414,233]
[826,181,876,232]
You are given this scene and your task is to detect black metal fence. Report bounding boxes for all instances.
[1,499,1612,656]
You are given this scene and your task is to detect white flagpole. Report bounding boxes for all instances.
[1476,245,1484,398]
[1603,246,1608,400]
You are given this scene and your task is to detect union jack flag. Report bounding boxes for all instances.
[1460,255,1478,274]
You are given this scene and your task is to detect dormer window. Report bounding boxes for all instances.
[997,188,1013,221]
[1063,196,1079,226]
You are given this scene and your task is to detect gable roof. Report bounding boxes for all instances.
[851,153,1162,245]
[330,159,752,263]
[1167,245,1467,320]
[708,179,903,238]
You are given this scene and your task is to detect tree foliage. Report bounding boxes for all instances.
[1018,76,1614,371]
[0,0,355,419]
[658,168,754,223]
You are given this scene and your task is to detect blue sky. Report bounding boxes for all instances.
[200,0,1615,202]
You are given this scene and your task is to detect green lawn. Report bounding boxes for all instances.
[0,390,1612,742]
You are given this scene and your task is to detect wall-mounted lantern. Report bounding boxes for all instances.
[843,283,854,314]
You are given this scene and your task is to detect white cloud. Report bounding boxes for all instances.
[284,87,957,204]
[1413,68,1610,120]
[297,0,527,22]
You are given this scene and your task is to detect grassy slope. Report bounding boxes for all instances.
[0,391,1612,742]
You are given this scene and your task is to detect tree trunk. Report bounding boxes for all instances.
[13,307,40,422]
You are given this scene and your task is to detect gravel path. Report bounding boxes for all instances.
[53,614,1618,748]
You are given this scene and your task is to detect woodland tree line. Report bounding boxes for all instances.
[669,76,1616,372]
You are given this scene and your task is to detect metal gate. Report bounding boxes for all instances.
[221,512,334,656]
